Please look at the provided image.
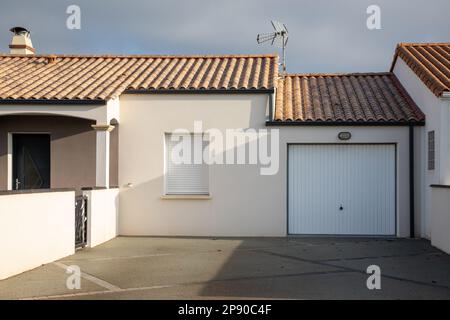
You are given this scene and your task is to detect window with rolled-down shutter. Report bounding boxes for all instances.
[165,134,209,195]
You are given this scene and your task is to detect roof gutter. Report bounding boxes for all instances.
[441,91,450,99]
[123,89,275,95]
[409,125,415,238]
[389,44,401,72]
[268,89,276,122]
[265,121,425,126]
[0,99,107,105]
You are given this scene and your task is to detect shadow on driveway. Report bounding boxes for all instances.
[1,237,450,299]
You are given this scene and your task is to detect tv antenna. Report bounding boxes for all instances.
[257,21,289,73]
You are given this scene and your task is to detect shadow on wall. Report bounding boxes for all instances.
[118,131,283,237]
[118,169,281,237]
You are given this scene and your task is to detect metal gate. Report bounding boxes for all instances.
[75,195,88,249]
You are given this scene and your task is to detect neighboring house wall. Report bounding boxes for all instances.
[393,57,450,238]
[430,186,450,254]
[0,115,119,191]
[118,94,412,237]
[441,102,450,184]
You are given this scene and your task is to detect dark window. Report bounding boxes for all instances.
[428,131,435,170]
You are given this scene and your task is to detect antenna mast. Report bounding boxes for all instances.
[257,21,289,73]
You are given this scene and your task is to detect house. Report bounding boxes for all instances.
[390,43,450,251]
[0,27,449,279]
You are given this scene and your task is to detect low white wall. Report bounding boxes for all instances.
[431,186,450,254]
[0,190,75,280]
[84,188,119,247]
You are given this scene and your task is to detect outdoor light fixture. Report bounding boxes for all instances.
[338,132,352,140]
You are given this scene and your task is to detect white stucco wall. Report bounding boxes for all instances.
[441,100,450,184]
[0,190,75,280]
[393,57,450,238]
[430,186,450,254]
[118,94,412,237]
[84,188,119,247]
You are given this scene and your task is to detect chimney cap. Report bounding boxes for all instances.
[10,27,30,37]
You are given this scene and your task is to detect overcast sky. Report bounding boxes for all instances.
[0,0,448,73]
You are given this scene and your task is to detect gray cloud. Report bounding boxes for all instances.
[0,0,448,73]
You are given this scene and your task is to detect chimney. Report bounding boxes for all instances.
[9,27,35,55]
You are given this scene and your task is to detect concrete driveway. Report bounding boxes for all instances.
[1,236,450,299]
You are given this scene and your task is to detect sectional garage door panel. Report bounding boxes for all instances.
[288,144,396,235]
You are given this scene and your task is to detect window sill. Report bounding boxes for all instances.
[160,194,212,200]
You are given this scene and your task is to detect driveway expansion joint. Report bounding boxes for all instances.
[256,249,450,292]
[53,262,121,291]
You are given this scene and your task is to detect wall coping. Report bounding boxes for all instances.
[0,188,75,196]
[81,186,119,191]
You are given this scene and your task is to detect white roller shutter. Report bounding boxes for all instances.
[165,134,209,195]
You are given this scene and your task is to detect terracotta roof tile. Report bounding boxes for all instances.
[274,73,425,123]
[391,43,450,97]
[0,54,278,101]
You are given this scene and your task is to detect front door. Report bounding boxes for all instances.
[12,134,50,190]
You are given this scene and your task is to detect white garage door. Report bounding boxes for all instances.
[288,144,396,235]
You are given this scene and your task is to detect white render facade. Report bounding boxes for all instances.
[393,57,450,239]
[118,93,414,237]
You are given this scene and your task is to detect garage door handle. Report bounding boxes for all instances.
[339,206,344,211]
